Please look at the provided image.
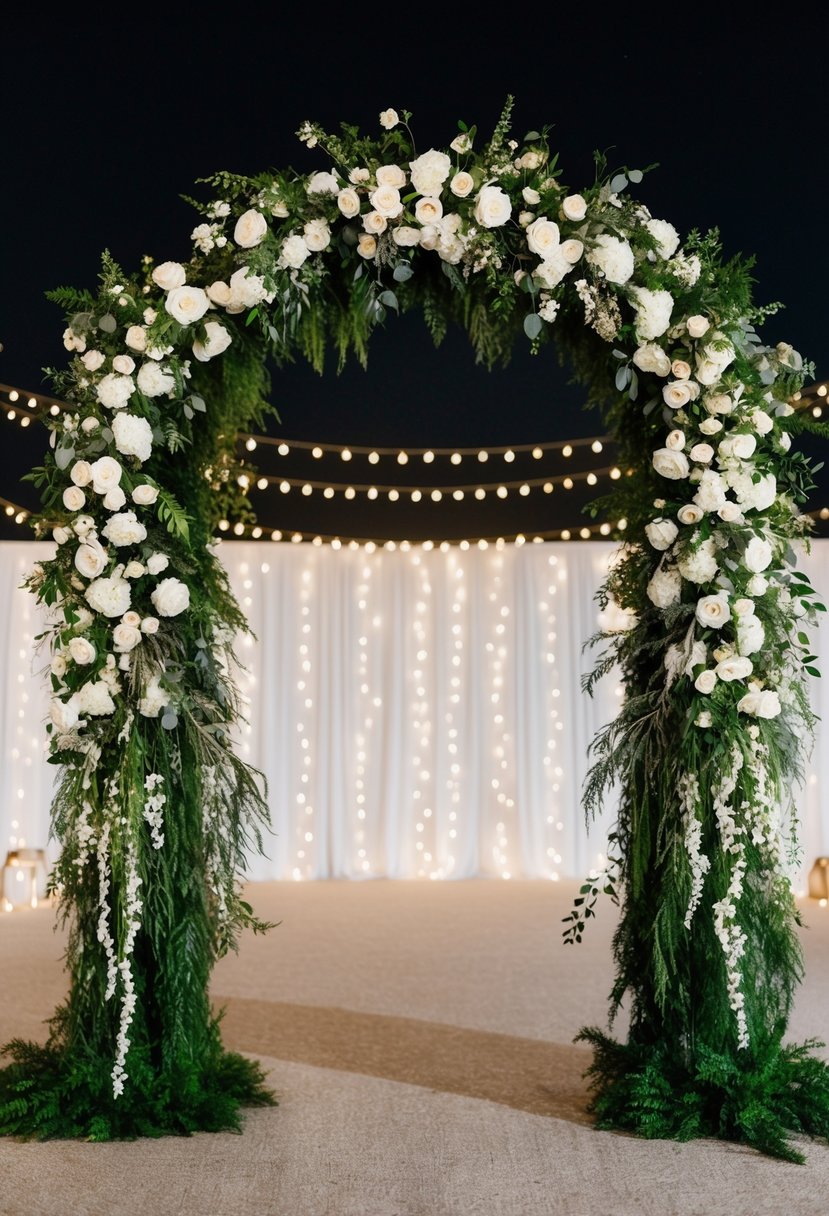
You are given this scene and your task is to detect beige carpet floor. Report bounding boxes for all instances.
[1,879,828,1215]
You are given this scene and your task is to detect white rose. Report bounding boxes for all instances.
[687,315,710,339]
[652,448,690,480]
[227,266,268,311]
[533,249,572,289]
[136,363,176,398]
[671,360,691,380]
[357,234,377,258]
[80,417,100,435]
[379,108,399,130]
[743,536,773,573]
[85,576,131,618]
[677,504,704,525]
[301,218,331,252]
[526,217,561,258]
[124,561,145,578]
[409,149,451,196]
[695,594,731,629]
[72,516,95,537]
[152,261,187,291]
[146,553,169,575]
[560,239,583,263]
[694,670,718,694]
[645,218,680,259]
[50,695,80,732]
[81,349,105,372]
[102,510,148,548]
[450,171,475,198]
[112,412,154,462]
[206,281,232,307]
[121,610,141,628]
[307,171,339,195]
[663,381,693,409]
[77,680,116,717]
[693,470,727,514]
[738,689,781,719]
[718,502,743,523]
[779,433,792,452]
[474,185,512,228]
[113,622,142,652]
[414,196,442,226]
[647,566,682,608]
[733,598,755,617]
[111,355,135,376]
[731,433,757,460]
[392,226,421,247]
[560,194,587,222]
[363,210,387,234]
[751,410,774,436]
[586,234,634,285]
[151,576,190,617]
[139,675,169,718]
[68,636,97,665]
[699,418,723,436]
[165,285,209,327]
[665,429,686,451]
[63,486,86,511]
[633,344,672,377]
[716,656,753,682]
[280,234,311,269]
[51,652,68,678]
[645,519,678,551]
[349,167,370,184]
[234,209,268,248]
[70,460,93,487]
[141,616,160,634]
[695,334,736,385]
[132,484,158,506]
[375,164,406,188]
[522,187,541,205]
[337,188,361,218]
[53,526,72,545]
[96,373,136,411]
[192,319,232,364]
[450,132,472,154]
[630,287,674,340]
[689,443,715,464]
[74,540,107,580]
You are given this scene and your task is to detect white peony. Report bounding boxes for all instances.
[392,226,421,247]
[63,486,86,512]
[85,576,131,618]
[526,217,561,258]
[139,675,169,718]
[743,536,773,573]
[280,234,310,269]
[146,553,169,575]
[633,344,672,376]
[375,164,407,188]
[77,680,116,717]
[70,460,92,488]
[677,504,704,525]
[645,519,678,551]
[652,448,690,480]
[450,171,475,198]
[693,469,727,514]
[731,433,757,460]
[192,320,232,363]
[152,261,186,291]
[695,333,736,385]
[96,373,136,411]
[227,266,269,311]
[234,209,268,248]
[165,285,210,326]
[586,233,634,284]
[68,636,96,665]
[102,511,147,548]
[689,443,715,464]
[307,171,339,195]
[561,194,587,222]
[409,149,451,196]
[113,622,142,652]
[687,315,710,339]
[132,484,158,506]
[337,188,361,218]
[136,362,175,398]
[50,695,80,732]
[74,540,107,580]
[695,594,731,629]
[647,566,682,608]
[716,656,753,682]
[630,287,674,340]
[112,412,154,461]
[533,249,572,289]
[679,538,719,584]
[644,218,680,259]
[151,577,190,617]
[379,109,399,130]
[737,689,781,719]
[474,186,512,228]
[737,613,765,655]
[694,670,718,694]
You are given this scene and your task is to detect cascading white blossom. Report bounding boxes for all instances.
[710,743,749,1049]
[143,773,166,850]
[678,772,710,929]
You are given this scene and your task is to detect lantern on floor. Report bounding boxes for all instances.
[808,857,829,902]
[1,848,49,910]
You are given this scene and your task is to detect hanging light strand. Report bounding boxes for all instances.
[214,519,629,547]
[249,466,626,498]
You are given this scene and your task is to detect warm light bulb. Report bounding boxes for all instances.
[341,449,352,461]
[368,451,379,464]
[561,529,571,540]
[8,391,18,402]
[453,489,464,501]
[563,477,573,490]
[543,482,553,494]
[450,453,462,465]
[367,487,378,500]
[519,484,530,496]
[591,440,603,453]
[280,480,291,493]
[610,467,621,480]
[411,490,422,502]
[278,443,289,455]
[233,522,245,536]
[323,486,334,499]
[504,450,515,463]
[345,487,356,500]
[218,519,229,531]
[388,489,399,501]
[431,489,443,502]
[562,444,572,458]
[256,477,268,490]
[586,472,597,485]
[271,530,282,541]
[477,450,488,463]
[50,404,60,416]
[497,486,508,499]
[397,451,408,465]
[475,487,486,500]
[580,527,591,539]
[245,438,257,452]
[251,526,262,538]
[302,484,313,496]
[423,450,435,463]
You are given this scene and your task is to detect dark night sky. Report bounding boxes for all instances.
[2,11,827,541]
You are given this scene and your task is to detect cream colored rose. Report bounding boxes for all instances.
[677,504,704,525]
[132,484,159,505]
[74,540,107,580]
[110,354,134,376]
[303,219,331,252]
[738,689,781,719]
[409,149,451,196]
[561,194,587,221]
[125,326,148,354]
[357,234,377,258]
[206,281,232,306]
[415,196,443,225]
[652,448,690,480]
[689,443,715,464]
[337,189,361,219]
[68,636,97,665]
[716,656,753,682]
[526,217,560,258]
[63,486,86,511]
[146,554,168,575]
[141,616,160,634]
[50,695,80,732]
[718,502,742,523]
[699,418,723,436]
[193,320,232,363]
[53,527,71,545]
[687,315,709,338]
[152,261,186,291]
[671,360,691,380]
[165,285,209,327]
[751,410,774,435]
[695,594,731,629]
[665,430,686,451]
[113,622,142,652]
[70,460,93,487]
[392,227,421,247]
[90,456,123,494]
[363,211,387,235]
[376,164,406,188]
[151,576,190,617]
[450,171,475,198]
[234,209,268,248]
[744,536,773,573]
[349,167,370,184]
[474,185,512,228]
[522,187,541,205]
[104,487,127,511]
[704,393,734,416]
[633,344,672,377]
[533,249,571,289]
[81,418,100,434]
[663,382,693,409]
[379,108,399,129]
[731,433,757,460]
[369,184,403,219]
[644,519,678,550]
[124,561,145,579]
[81,349,105,371]
[560,239,583,264]
[694,670,718,694]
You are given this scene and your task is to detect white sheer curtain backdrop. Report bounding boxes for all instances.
[1,540,828,883]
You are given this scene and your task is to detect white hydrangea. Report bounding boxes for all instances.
[629,287,674,340]
[647,566,682,608]
[102,511,148,548]
[585,233,634,284]
[137,363,176,398]
[112,412,153,462]
[96,373,136,411]
[85,577,132,618]
[77,680,116,717]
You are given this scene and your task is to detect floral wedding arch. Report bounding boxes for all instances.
[1,100,827,1159]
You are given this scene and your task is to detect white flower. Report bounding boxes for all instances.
[102,511,147,548]
[696,594,731,629]
[206,281,232,306]
[733,598,755,617]
[124,561,145,578]
[561,239,583,263]
[633,344,672,376]
[687,315,710,339]
[699,418,723,436]
[77,679,116,717]
[152,261,186,291]
[73,516,95,537]
[665,429,686,451]
[695,333,736,385]
[68,636,97,665]
[85,576,131,618]
[146,553,169,575]
[645,518,678,551]
[663,381,693,409]
[280,234,310,269]
[693,469,727,514]
[474,185,512,228]
[113,622,142,652]
[737,613,765,655]
[363,211,387,234]
[671,360,691,380]
[731,433,757,460]
[522,187,541,205]
[63,328,86,352]
[645,218,680,259]
[63,486,86,511]
[737,689,781,719]
[743,536,773,573]
[112,412,154,462]
[96,373,136,411]
[679,538,719,584]
[81,350,106,371]
[647,566,682,608]
[132,484,158,506]
[50,695,80,732]
[718,502,743,523]
[74,540,107,580]
[630,287,674,340]
[357,234,377,258]
[695,669,718,694]
[70,460,93,488]
[165,285,209,327]
[122,611,141,627]
[369,184,404,219]
[376,164,407,188]
[414,196,442,226]
[81,417,100,434]
[716,656,753,682]
[151,577,190,617]
[736,472,777,513]
[227,266,268,310]
[53,526,71,545]
[307,171,339,195]
[561,194,587,222]
[450,171,475,198]
[136,363,175,399]
[696,711,713,728]
[652,448,690,480]
[539,298,560,323]
[139,676,168,718]
[349,167,370,184]
[704,393,734,417]
[192,320,232,363]
[337,189,361,219]
[533,249,572,289]
[677,504,704,525]
[234,209,268,248]
[141,616,160,634]
[409,149,451,196]
[586,233,634,284]
[526,217,561,258]
[751,410,774,436]
[112,355,135,376]
[450,132,472,154]
[689,443,715,464]
[392,226,421,247]
[779,432,792,452]
[379,108,399,129]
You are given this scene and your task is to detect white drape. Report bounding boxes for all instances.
[2,540,827,883]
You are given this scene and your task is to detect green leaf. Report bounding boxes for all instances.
[523,313,543,340]
[98,313,117,333]
[628,168,643,183]
[797,632,810,645]
[245,307,259,327]
[378,290,399,312]
[190,395,207,413]
[457,119,468,132]
[524,130,541,141]
[806,666,821,678]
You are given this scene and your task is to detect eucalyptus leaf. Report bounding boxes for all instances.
[54,445,75,470]
[101,428,113,442]
[353,265,364,282]
[615,365,631,391]
[392,263,414,283]
[378,290,399,311]
[183,404,194,420]
[374,304,387,324]
[160,710,179,731]
[97,314,117,333]
[524,130,541,141]
[609,174,628,194]
[523,313,543,341]
[628,169,643,184]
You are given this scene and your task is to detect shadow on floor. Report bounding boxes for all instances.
[218,996,594,1126]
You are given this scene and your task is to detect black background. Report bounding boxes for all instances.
[2,10,827,541]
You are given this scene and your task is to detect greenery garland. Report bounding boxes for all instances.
[0,99,827,1157]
